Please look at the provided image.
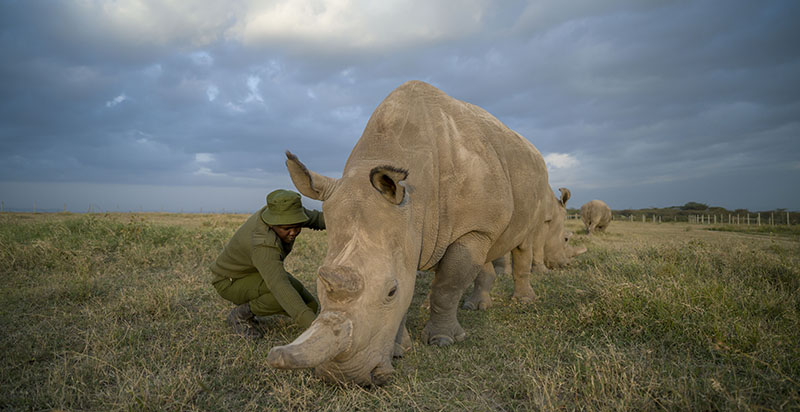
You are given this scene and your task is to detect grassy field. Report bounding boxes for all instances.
[1,212,798,411]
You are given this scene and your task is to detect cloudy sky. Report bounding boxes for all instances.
[1,0,798,213]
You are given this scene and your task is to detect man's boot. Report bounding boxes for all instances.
[226,303,262,339]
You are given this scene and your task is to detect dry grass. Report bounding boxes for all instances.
[1,213,798,411]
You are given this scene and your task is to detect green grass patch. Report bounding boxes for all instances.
[707,224,800,239]
[1,214,798,410]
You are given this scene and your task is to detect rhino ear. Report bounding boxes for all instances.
[558,187,571,207]
[370,165,408,205]
[286,151,338,201]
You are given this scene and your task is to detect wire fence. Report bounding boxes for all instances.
[568,212,796,226]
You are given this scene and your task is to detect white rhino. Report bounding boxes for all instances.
[267,80,581,385]
[580,199,612,234]
[465,188,587,310]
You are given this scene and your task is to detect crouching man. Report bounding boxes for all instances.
[210,189,325,338]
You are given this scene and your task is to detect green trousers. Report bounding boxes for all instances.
[213,272,319,317]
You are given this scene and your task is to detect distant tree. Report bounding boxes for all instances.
[681,202,708,211]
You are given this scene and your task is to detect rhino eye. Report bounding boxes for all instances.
[385,280,399,302]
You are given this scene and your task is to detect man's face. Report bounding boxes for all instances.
[271,223,303,243]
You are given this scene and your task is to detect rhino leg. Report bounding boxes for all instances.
[420,290,431,310]
[422,237,484,346]
[492,255,507,275]
[513,246,537,302]
[462,261,497,311]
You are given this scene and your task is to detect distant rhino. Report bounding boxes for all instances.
[268,80,582,385]
[581,199,612,234]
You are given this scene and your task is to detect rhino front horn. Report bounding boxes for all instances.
[267,311,353,369]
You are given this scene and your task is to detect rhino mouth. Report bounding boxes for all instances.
[315,355,394,386]
[369,360,394,386]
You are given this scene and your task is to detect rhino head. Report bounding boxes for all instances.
[267,152,419,386]
[543,188,587,269]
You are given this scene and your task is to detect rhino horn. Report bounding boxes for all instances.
[571,245,588,257]
[318,265,364,301]
[267,311,353,369]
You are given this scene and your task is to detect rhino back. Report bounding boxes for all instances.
[583,200,611,224]
[346,81,551,269]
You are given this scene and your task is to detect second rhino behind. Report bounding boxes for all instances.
[463,187,587,311]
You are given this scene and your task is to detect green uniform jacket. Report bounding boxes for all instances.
[210,206,325,327]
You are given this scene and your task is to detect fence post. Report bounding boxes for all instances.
[788,212,791,226]
[758,213,761,226]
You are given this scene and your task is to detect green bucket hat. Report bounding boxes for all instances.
[261,189,309,226]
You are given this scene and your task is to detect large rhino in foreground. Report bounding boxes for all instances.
[581,199,612,234]
[267,81,582,385]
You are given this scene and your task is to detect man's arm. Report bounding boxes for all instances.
[251,245,316,328]
[304,208,325,230]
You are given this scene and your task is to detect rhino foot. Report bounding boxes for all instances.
[421,323,466,347]
[512,289,536,303]
[428,334,454,346]
[462,294,492,311]
[532,263,550,274]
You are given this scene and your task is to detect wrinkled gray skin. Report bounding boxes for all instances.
[581,199,612,234]
[267,81,571,386]
[463,188,587,311]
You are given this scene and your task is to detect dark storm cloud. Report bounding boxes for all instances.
[1,0,798,212]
